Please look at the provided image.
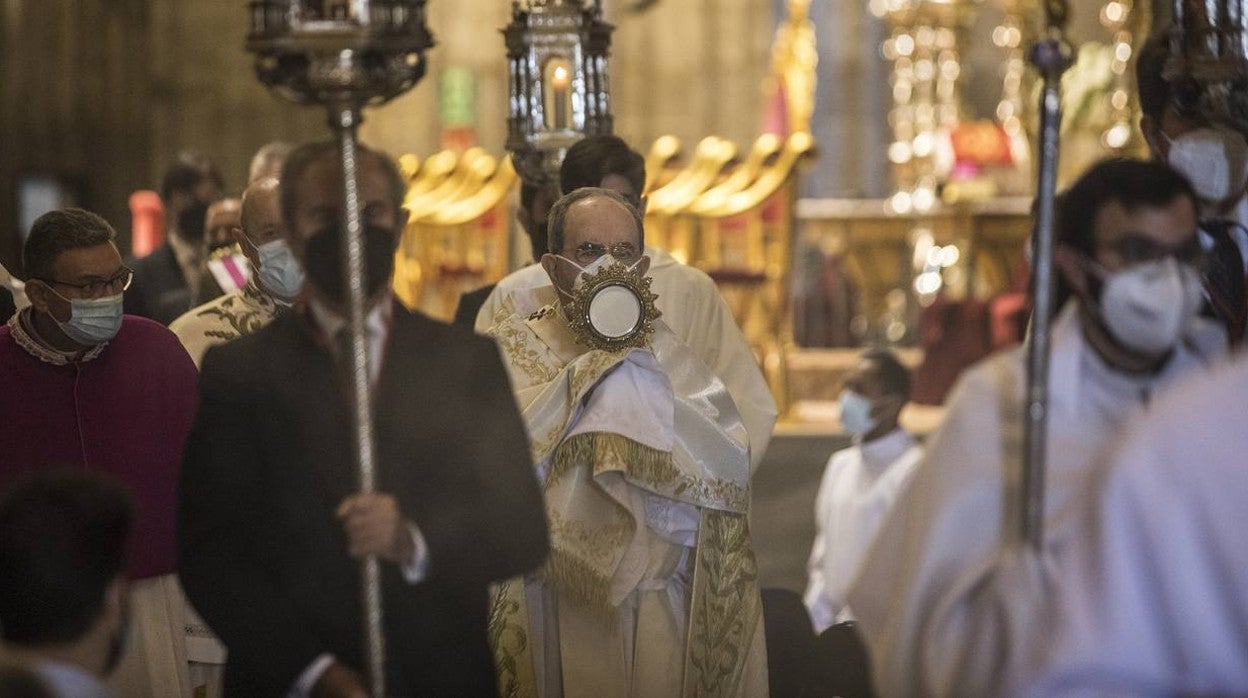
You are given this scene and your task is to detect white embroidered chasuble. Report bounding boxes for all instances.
[487,285,769,698]
[170,280,284,368]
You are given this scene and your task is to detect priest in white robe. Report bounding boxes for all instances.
[487,188,768,698]
[1023,353,1248,696]
[847,159,1226,697]
[475,135,777,472]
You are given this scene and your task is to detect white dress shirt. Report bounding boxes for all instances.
[846,302,1226,697]
[290,295,431,697]
[1026,353,1248,697]
[804,428,923,632]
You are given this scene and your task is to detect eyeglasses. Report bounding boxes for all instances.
[568,241,639,266]
[1098,235,1205,267]
[37,266,134,298]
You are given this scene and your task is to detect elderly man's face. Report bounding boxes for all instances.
[540,196,649,302]
[236,181,284,272]
[204,199,242,253]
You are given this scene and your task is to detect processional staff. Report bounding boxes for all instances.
[245,3,435,696]
[1018,0,1072,550]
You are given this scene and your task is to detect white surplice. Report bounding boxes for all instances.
[1024,353,1248,697]
[804,429,923,632]
[475,247,778,472]
[846,303,1226,697]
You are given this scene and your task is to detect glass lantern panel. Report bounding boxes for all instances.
[543,57,574,131]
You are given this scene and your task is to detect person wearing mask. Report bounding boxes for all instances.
[0,470,136,698]
[476,135,779,472]
[804,349,923,632]
[846,159,1225,697]
[487,187,768,697]
[1137,31,1248,344]
[179,141,549,697]
[195,197,247,306]
[0,207,199,698]
[453,179,559,327]
[171,178,303,368]
[126,151,224,325]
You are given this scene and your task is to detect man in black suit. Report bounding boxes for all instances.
[453,180,557,327]
[179,141,550,696]
[125,151,223,325]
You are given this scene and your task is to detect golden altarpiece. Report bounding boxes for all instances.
[390,0,1152,424]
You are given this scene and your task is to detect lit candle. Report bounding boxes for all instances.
[551,65,570,130]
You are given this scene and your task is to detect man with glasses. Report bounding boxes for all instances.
[0,207,199,697]
[487,187,768,698]
[1136,31,1248,344]
[476,135,778,473]
[846,159,1227,697]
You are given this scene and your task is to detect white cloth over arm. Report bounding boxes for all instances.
[476,248,778,471]
[1027,355,1248,698]
[846,305,1225,697]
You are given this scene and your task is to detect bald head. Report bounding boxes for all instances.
[249,141,293,183]
[240,177,283,245]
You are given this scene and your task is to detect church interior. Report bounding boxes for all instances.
[6,1,1242,696]
[1,0,1157,589]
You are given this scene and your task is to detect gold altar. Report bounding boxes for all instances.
[388,0,1154,424]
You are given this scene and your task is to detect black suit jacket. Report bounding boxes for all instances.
[453,284,496,328]
[125,245,191,325]
[179,302,549,696]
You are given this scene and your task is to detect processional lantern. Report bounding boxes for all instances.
[504,0,615,185]
[245,3,435,696]
[1167,0,1248,134]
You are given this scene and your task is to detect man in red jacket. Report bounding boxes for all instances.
[0,207,199,697]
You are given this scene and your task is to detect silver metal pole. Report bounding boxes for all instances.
[332,103,387,698]
[1020,3,1071,550]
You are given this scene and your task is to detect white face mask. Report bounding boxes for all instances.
[53,292,124,345]
[254,238,306,300]
[1167,127,1248,209]
[838,389,877,437]
[1096,257,1204,355]
[555,253,642,292]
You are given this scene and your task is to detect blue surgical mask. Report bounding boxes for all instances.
[53,292,124,345]
[838,389,877,437]
[254,238,305,300]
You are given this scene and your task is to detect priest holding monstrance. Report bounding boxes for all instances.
[487,187,768,697]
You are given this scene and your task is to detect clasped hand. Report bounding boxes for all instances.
[335,492,414,566]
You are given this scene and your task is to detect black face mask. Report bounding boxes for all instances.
[177,201,211,242]
[302,223,397,305]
